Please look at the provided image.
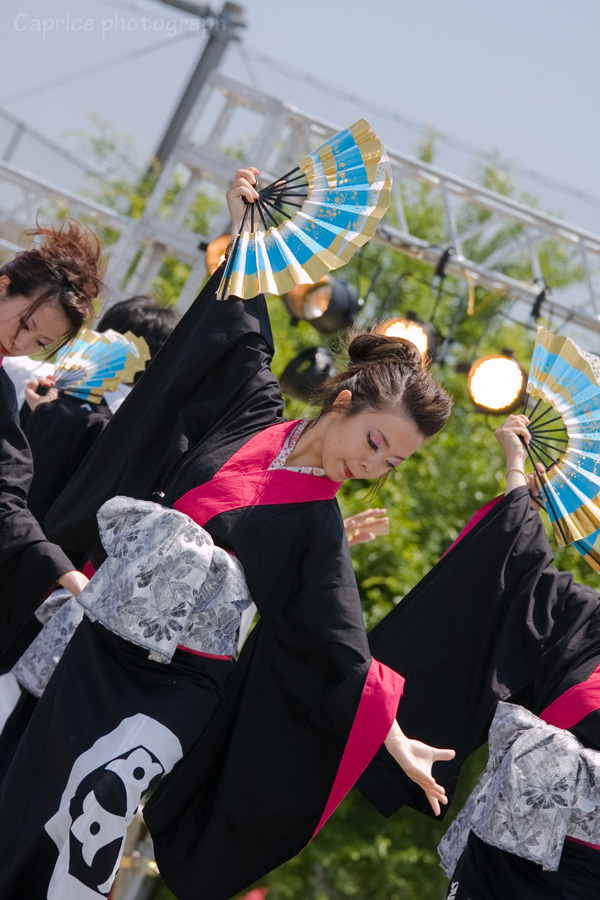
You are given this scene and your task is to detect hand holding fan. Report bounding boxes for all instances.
[218,119,392,300]
[53,328,150,403]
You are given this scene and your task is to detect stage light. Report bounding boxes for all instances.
[283,276,362,334]
[467,353,527,414]
[279,346,337,403]
[376,313,440,362]
[199,234,230,274]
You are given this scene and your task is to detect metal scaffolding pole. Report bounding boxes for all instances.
[151,1,245,169]
[2,71,600,343]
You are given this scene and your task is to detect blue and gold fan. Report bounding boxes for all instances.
[218,119,392,300]
[53,329,150,403]
[524,327,600,570]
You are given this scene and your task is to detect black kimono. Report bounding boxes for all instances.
[0,365,72,649]
[0,396,112,673]
[358,488,600,898]
[20,394,112,540]
[0,272,404,900]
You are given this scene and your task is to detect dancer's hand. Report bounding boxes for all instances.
[58,570,89,597]
[24,376,58,412]
[226,168,260,235]
[344,508,389,546]
[384,721,455,816]
[495,415,545,504]
[495,414,530,469]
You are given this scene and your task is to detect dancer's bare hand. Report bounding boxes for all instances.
[495,414,530,469]
[384,722,455,816]
[58,570,89,597]
[226,168,260,235]
[24,376,58,412]
[344,509,389,546]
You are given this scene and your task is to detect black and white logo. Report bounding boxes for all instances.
[45,715,182,898]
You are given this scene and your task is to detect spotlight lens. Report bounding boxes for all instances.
[468,357,524,411]
[382,320,429,357]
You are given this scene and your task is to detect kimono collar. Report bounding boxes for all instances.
[174,420,343,528]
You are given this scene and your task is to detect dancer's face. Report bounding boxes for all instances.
[320,390,425,482]
[0,276,70,357]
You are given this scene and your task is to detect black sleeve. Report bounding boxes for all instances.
[21,397,110,528]
[357,487,558,818]
[0,369,72,640]
[46,267,284,556]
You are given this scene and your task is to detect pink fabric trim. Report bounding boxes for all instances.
[82,560,96,579]
[174,420,342,527]
[565,836,600,851]
[540,665,600,730]
[442,496,504,558]
[312,659,405,837]
[177,644,232,661]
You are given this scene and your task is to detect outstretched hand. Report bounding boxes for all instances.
[384,721,455,816]
[344,508,389,546]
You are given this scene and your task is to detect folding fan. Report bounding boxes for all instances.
[524,326,600,570]
[218,118,392,300]
[53,328,150,403]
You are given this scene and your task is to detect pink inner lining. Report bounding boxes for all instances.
[565,835,600,851]
[176,645,232,660]
[312,659,405,837]
[442,496,503,558]
[540,665,600,730]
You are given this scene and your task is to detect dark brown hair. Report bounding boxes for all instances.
[315,332,453,439]
[0,220,105,349]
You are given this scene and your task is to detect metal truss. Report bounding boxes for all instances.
[2,72,600,339]
[0,159,139,289]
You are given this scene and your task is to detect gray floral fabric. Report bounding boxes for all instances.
[13,592,83,698]
[439,701,600,874]
[77,497,251,663]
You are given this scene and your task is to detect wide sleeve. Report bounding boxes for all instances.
[357,486,560,819]
[0,369,73,640]
[143,501,405,900]
[46,267,284,557]
[21,397,110,529]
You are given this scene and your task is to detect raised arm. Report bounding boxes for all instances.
[47,169,283,557]
[495,413,544,503]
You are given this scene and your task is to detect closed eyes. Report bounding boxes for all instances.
[367,431,399,472]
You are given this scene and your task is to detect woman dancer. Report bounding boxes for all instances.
[0,169,454,900]
[0,221,104,649]
[359,414,600,899]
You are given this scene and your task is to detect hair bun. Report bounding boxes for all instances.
[347,332,423,371]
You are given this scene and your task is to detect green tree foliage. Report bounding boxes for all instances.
[71,116,221,304]
[76,125,592,898]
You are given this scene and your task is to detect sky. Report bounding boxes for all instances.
[0,0,599,232]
